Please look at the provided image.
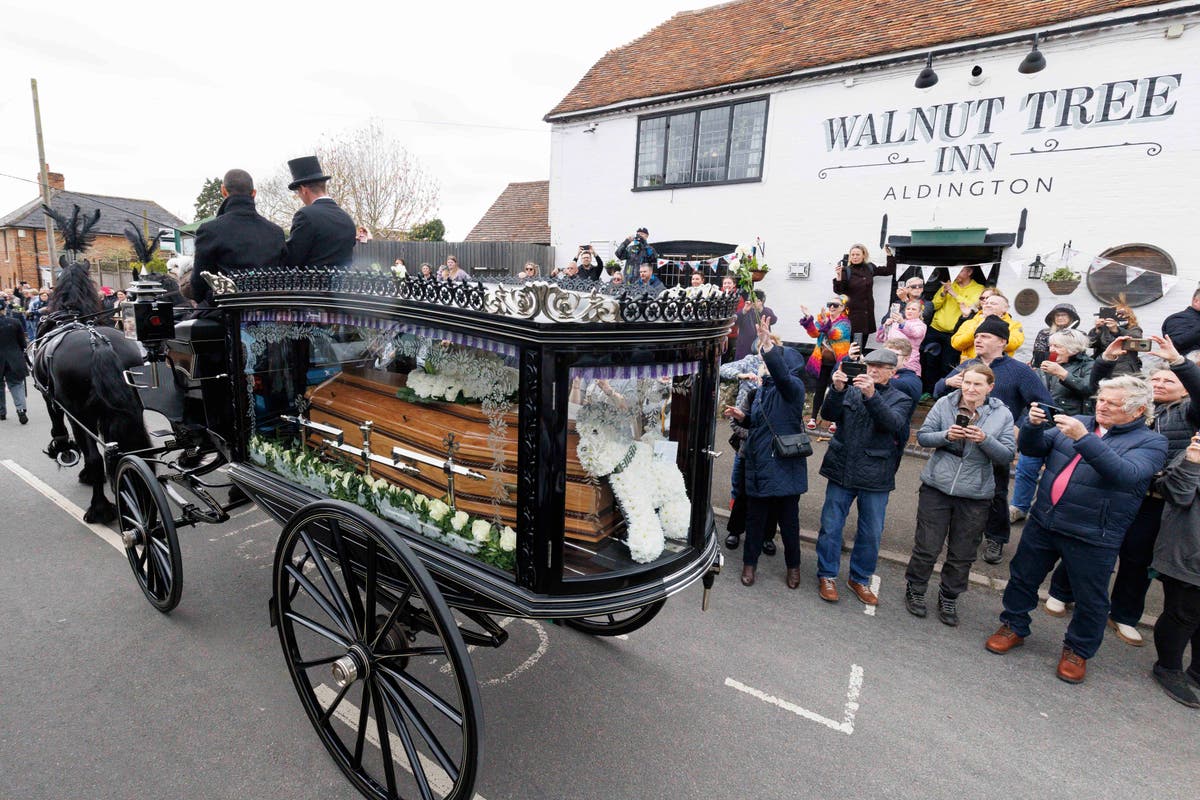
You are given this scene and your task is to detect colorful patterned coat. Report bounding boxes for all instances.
[800,312,852,377]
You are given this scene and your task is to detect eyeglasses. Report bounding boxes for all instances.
[826,302,843,308]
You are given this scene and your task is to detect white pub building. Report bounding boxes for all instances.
[545,0,1200,347]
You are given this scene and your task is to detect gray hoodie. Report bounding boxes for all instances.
[917,392,1015,499]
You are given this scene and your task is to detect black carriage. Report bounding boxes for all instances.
[107,269,734,800]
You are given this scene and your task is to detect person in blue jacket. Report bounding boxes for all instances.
[723,316,809,589]
[985,375,1168,684]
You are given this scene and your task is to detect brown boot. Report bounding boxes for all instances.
[847,579,878,606]
[985,624,1025,654]
[740,564,756,587]
[1056,647,1087,684]
[786,567,801,589]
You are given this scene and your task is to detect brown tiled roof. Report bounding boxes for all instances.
[546,0,1166,117]
[463,181,550,244]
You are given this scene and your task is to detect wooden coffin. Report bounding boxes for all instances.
[305,367,622,543]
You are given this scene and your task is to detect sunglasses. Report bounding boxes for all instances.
[826,302,843,308]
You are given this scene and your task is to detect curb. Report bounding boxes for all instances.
[711,504,1160,629]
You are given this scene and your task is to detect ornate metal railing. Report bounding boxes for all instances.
[212,266,737,325]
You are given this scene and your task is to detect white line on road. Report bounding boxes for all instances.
[313,683,490,800]
[864,574,881,617]
[725,664,865,735]
[2,459,124,553]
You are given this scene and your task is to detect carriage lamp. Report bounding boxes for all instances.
[123,278,176,344]
[1026,255,1046,280]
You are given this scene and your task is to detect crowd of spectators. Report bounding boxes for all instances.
[719,273,1200,705]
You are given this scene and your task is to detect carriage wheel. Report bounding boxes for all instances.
[274,501,482,800]
[563,600,665,637]
[116,455,182,613]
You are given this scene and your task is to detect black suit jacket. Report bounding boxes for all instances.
[284,197,356,267]
[191,194,286,305]
[0,314,28,381]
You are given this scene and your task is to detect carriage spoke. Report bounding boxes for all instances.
[377,669,460,782]
[119,488,143,527]
[376,676,437,800]
[149,539,173,583]
[352,682,372,767]
[295,653,343,670]
[376,664,463,726]
[285,563,354,640]
[283,611,352,649]
[329,518,366,640]
[371,585,414,650]
[369,681,399,797]
[287,551,312,603]
[318,680,353,725]
[364,540,378,643]
[299,529,356,634]
[375,647,446,660]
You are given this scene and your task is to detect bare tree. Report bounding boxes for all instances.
[255,121,441,239]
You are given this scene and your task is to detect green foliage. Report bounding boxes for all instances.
[408,218,446,241]
[193,176,223,222]
[1044,267,1080,282]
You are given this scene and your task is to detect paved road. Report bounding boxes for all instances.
[1,405,1195,800]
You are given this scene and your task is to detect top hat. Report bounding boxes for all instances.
[287,156,331,190]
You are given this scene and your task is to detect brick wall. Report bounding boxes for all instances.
[1,228,131,288]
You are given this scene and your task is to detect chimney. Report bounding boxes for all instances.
[37,166,64,191]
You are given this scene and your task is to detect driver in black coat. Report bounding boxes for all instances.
[190,169,286,307]
[282,155,356,268]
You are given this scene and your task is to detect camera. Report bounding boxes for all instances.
[1098,306,1117,319]
[1037,403,1065,424]
[841,361,867,379]
[1123,338,1153,352]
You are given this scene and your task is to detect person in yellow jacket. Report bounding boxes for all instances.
[952,293,1026,360]
[923,266,986,394]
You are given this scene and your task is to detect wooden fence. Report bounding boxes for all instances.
[351,241,555,278]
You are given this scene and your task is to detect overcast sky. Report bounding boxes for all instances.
[0,0,704,238]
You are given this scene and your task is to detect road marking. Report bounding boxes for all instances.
[725,664,864,736]
[314,683,490,800]
[2,459,124,553]
[864,574,881,617]
[438,617,549,686]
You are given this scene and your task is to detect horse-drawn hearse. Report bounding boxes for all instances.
[29,220,735,799]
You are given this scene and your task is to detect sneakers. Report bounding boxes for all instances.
[827,422,838,435]
[985,624,1025,654]
[1044,596,1072,617]
[904,584,927,618]
[806,418,818,431]
[1008,505,1027,524]
[982,538,1004,565]
[937,591,959,627]
[1108,618,1145,647]
[846,579,878,606]
[1152,663,1200,708]
[1056,647,1087,684]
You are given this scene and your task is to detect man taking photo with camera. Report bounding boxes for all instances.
[615,226,657,283]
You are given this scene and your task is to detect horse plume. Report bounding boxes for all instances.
[42,203,101,255]
[123,220,163,265]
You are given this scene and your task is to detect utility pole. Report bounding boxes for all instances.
[31,78,57,273]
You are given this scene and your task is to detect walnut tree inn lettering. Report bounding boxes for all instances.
[823,74,1182,176]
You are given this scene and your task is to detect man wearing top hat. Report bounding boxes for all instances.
[283,155,357,268]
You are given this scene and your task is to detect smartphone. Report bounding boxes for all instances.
[1037,403,1065,423]
[1047,351,1058,363]
[1123,338,1153,352]
[841,361,867,379]
[889,302,901,317]
[841,253,850,267]
[955,413,971,428]
[1098,306,1117,319]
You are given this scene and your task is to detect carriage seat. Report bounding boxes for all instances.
[167,318,227,382]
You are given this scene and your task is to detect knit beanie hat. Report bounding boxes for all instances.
[976,315,1010,341]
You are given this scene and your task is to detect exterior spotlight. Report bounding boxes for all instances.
[914,53,938,89]
[1019,33,1047,74]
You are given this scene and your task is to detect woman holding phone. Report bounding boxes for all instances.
[832,243,896,349]
[800,295,852,431]
[905,363,1015,625]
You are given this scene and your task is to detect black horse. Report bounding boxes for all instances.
[31,260,150,522]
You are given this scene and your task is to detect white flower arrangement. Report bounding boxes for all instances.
[574,406,692,563]
[247,436,518,570]
[404,350,518,404]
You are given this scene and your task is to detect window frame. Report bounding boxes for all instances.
[631,95,769,191]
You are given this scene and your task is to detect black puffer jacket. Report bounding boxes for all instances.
[1042,352,1095,415]
[1088,320,1143,375]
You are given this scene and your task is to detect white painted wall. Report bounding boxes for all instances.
[549,17,1200,349]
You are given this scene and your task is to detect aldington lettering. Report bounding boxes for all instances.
[823,73,1182,178]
